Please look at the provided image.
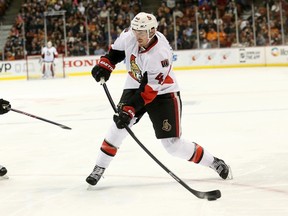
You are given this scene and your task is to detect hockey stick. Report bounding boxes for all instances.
[101,80,221,200]
[7,107,71,130]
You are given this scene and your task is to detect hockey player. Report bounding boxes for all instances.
[41,41,58,78]
[0,98,11,177]
[86,12,231,186]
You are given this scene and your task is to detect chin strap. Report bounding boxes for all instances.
[146,30,156,44]
[140,34,156,52]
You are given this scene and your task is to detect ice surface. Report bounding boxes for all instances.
[1,67,288,216]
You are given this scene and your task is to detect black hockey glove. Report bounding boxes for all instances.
[91,57,115,82]
[0,99,11,114]
[113,106,135,129]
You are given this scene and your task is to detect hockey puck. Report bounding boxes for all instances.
[208,198,217,201]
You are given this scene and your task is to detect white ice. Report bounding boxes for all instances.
[1,67,288,216]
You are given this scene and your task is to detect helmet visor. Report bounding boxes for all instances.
[132,29,148,37]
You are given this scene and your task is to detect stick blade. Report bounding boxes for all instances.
[200,190,221,201]
[60,125,72,130]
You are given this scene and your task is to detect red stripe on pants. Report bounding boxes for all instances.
[100,140,117,157]
[189,143,204,164]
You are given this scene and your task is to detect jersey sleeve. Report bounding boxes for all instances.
[41,47,45,57]
[111,28,133,51]
[53,47,58,57]
[105,29,132,65]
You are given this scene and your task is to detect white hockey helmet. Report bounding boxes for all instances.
[131,12,158,33]
[47,41,52,48]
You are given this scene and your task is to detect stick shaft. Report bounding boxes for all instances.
[10,108,71,130]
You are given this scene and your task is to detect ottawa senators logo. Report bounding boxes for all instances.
[162,119,172,132]
[128,54,142,82]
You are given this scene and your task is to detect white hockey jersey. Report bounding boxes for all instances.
[111,29,180,105]
[41,46,58,62]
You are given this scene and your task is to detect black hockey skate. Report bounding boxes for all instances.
[0,166,7,177]
[209,157,232,180]
[86,165,105,186]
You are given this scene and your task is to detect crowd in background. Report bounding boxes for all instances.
[0,0,11,18]
[2,0,141,60]
[1,0,288,60]
[158,0,288,49]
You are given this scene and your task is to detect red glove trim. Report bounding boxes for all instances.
[122,106,135,118]
[98,57,115,72]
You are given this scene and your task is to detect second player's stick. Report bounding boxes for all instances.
[101,80,221,200]
[8,107,71,130]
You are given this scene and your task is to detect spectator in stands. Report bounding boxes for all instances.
[158,17,168,33]
[199,0,212,10]
[77,2,85,15]
[6,51,15,60]
[217,0,228,17]
[70,42,86,56]
[200,38,212,49]
[14,48,24,60]
[99,5,109,21]
[206,27,218,47]
[94,44,106,56]
[28,42,41,55]
[199,28,207,41]
[0,0,11,18]
[270,20,282,45]
[218,25,227,47]
[198,17,209,34]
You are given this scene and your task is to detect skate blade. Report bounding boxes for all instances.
[227,165,233,180]
[87,184,97,191]
[0,175,9,180]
